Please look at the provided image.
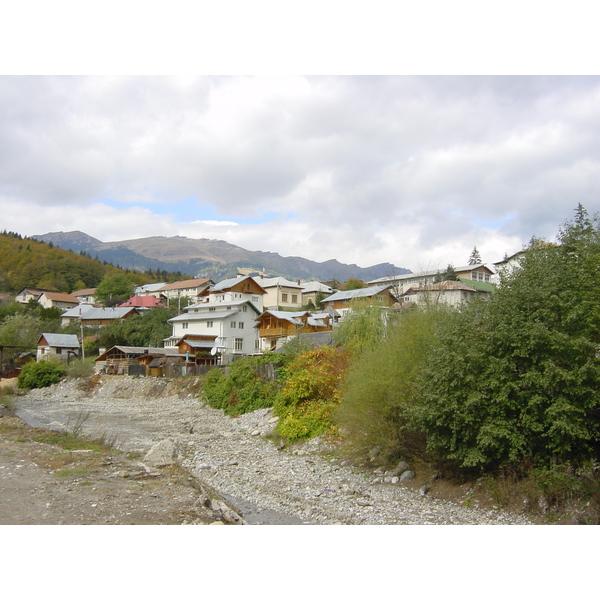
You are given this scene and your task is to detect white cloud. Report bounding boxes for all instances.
[1,75,600,273]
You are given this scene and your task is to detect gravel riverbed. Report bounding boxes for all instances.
[14,375,533,525]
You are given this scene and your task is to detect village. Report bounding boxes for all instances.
[7,254,511,379]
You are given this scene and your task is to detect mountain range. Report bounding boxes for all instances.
[32,231,410,283]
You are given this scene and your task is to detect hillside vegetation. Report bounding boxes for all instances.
[0,231,188,294]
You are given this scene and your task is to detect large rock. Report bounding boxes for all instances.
[393,461,410,476]
[400,470,415,482]
[143,439,177,467]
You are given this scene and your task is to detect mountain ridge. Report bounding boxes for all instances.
[32,231,410,283]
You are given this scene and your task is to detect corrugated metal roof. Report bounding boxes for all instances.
[253,276,302,289]
[168,309,240,323]
[158,278,211,291]
[38,333,80,348]
[82,307,138,320]
[61,304,95,317]
[323,285,392,303]
[179,340,215,349]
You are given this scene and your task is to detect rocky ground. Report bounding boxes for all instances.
[4,375,537,525]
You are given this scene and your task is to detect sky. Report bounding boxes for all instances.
[1,7,599,276]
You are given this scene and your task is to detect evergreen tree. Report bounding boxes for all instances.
[468,246,482,265]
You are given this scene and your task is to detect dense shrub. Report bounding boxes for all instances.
[18,360,67,389]
[201,355,281,416]
[274,346,349,441]
[335,307,443,461]
[416,206,600,471]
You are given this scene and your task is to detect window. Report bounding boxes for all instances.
[182,322,189,329]
[242,305,247,312]
[282,293,288,302]
[235,338,243,350]
[231,321,236,328]
[207,321,213,328]
[238,322,244,329]
[209,307,215,311]
[252,296,259,303]
[292,294,298,303]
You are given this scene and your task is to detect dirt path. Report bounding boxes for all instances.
[0,409,231,525]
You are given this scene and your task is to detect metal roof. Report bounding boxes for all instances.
[95,346,180,361]
[38,333,80,348]
[253,276,302,289]
[209,276,265,293]
[60,304,96,317]
[323,285,393,303]
[81,307,138,320]
[168,309,240,323]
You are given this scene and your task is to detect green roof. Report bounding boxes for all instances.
[459,278,496,293]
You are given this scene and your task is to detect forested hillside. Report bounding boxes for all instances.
[0,231,184,294]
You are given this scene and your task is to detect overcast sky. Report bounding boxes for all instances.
[2,73,598,273]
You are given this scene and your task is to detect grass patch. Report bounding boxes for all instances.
[55,467,93,478]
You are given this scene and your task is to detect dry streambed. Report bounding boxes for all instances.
[13,375,533,525]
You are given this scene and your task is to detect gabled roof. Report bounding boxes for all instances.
[72,288,97,297]
[95,346,180,361]
[135,282,167,293]
[177,339,216,349]
[168,309,240,323]
[159,278,212,291]
[323,284,393,303]
[61,304,96,318]
[256,310,331,329]
[81,307,138,320]
[254,276,302,290]
[37,333,80,348]
[301,281,333,294]
[38,291,80,303]
[403,280,478,294]
[209,276,266,294]
[256,310,308,326]
[368,264,494,285]
[119,295,163,308]
[458,278,496,293]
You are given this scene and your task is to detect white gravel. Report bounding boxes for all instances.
[15,375,534,525]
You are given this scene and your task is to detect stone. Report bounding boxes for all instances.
[400,470,415,482]
[393,461,410,476]
[368,446,382,459]
[143,439,177,467]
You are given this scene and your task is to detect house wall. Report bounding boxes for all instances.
[170,307,260,361]
[261,286,303,310]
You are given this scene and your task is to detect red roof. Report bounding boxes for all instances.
[119,296,164,308]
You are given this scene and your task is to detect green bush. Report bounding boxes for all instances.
[274,346,349,441]
[201,356,280,416]
[416,206,600,471]
[18,360,67,389]
[335,307,443,461]
[66,357,96,378]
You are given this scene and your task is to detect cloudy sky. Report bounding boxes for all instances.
[2,73,598,273]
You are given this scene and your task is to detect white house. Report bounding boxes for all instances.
[368,264,495,295]
[158,278,213,306]
[253,276,303,310]
[165,276,266,363]
[36,333,80,362]
[397,280,491,308]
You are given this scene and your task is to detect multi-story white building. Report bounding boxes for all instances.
[165,276,266,363]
